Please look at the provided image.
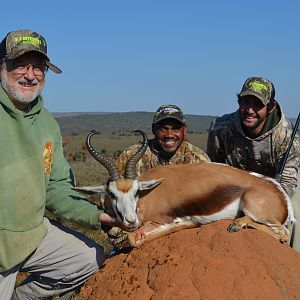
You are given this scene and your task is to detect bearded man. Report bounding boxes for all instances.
[206,76,300,252]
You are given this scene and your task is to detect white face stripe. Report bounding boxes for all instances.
[108,180,140,228]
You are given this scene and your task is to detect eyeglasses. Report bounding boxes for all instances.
[6,60,48,77]
[238,99,265,111]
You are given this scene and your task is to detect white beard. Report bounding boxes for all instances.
[0,69,44,105]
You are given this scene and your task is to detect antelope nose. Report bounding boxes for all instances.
[125,213,136,224]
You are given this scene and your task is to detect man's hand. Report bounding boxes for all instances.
[99,211,122,228]
[99,211,130,250]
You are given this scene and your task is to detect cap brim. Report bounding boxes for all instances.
[7,49,62,74]
[7,48,49,60]
[153,115,186,125]
[46,61,62,74]
[239,91,268,105]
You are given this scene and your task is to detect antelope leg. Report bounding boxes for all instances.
[128,218,201,247]
[228,216,289,243]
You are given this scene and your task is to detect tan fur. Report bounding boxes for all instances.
[116,179,133,192]
[125,162,292,246]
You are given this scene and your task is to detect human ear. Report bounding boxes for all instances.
[183,125,188,140]
[267,100,277,113]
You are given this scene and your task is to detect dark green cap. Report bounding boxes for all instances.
[153,104,186,125]
[0,29,62,74]
[238,77,275,105]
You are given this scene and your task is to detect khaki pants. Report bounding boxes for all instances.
[0,218,104,300]
[289,172,300,252]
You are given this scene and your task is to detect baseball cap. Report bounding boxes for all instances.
[0,29,62,74]
[152,104,186,125]
[238,77,275,105]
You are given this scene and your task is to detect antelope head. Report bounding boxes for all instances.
[75,130,162,231]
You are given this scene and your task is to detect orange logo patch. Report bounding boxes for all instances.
[43,142,53,174]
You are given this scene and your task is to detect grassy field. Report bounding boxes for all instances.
[63,131,208,185]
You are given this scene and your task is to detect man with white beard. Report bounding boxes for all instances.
[0,29,121,300]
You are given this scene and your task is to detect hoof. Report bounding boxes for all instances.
[227,223,240,233]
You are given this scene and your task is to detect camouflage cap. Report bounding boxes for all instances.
[238,77,275,105]
[152,104,186,125]
[0,29,62,74]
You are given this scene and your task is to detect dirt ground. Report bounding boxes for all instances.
[77,220,300,300]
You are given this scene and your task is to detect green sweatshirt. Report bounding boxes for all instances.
[0,86,102,272]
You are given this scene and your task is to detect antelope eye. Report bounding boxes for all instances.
[108,191,115,198]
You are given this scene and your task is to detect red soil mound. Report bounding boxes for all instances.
[78,220,300,300]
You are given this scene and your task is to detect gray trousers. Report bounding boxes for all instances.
[289,172,300,252]
[0,218,104,300]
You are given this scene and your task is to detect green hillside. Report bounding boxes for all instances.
[54,112,218,134]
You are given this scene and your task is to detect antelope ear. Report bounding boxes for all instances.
[138,178,164,190]
[72,185,107,195]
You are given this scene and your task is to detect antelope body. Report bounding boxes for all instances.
[75,131,295,247]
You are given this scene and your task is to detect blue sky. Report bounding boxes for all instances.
[1,0,299,117]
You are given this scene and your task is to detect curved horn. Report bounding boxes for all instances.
[125,130,148,179]
[86,131,121,181]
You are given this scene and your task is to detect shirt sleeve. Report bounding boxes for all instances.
[279,133,300,198]
[206,120,226,163]
[188,144,211,163]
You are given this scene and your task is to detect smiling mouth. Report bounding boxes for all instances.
[164,140,175,145]
[243,114,257,120]
[163,139,178,146]
[20,83,36,88]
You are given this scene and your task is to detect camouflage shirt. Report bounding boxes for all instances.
[207,105,300,198]
[116,140,210,176]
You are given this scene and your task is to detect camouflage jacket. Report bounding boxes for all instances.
[206,105,300,198]
[116,140,210,176]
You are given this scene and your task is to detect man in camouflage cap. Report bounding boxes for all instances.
[206,76,300,252]
[0,30,120,299]
[0,29,62,74]
[107,104,210,250]
[117,104,210,176]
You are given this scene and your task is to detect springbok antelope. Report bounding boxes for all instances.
[75,130,295,247]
